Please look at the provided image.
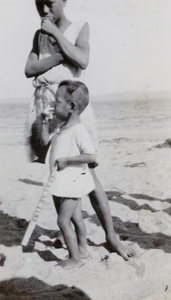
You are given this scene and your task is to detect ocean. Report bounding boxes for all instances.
[0,98,171,146]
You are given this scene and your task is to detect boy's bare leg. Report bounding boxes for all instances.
[53,197,83,269]
[89,169,133,260]
[72,199,89,259]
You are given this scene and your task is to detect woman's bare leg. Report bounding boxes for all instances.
[89,169,133,260]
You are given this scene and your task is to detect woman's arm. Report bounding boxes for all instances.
[25,52,64,78]
[41,20,90,70]
[25,30,65,78]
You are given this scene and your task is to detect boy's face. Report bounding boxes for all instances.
[35,0,66,21]
[55,86,71,120]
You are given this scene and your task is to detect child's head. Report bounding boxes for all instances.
[55,80,89,120]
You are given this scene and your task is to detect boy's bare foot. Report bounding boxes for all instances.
[58,258,83,270]
[79,252,91,259]
[106,239,135,261]
[65,251,90,260]
[79,250,90,260]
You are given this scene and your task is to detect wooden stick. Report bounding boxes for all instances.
[21,169,56,247]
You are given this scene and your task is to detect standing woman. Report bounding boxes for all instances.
[25,0,132,260]
[26,0,93,161]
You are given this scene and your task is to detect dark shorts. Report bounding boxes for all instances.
[88,162,98,169]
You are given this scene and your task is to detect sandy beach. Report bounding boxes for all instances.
[0,98,171,300]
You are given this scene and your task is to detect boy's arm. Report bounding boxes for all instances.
[41,121,50,145]
[41,106,54,145]
[56,154,96,171]
[25,30,65,78]
[55,125,96,171]
[41,20,90,70]
[41,106,58,145]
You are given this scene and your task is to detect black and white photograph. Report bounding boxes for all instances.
[0,0,171,299]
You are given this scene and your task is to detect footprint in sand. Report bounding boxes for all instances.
[128,261,146,278]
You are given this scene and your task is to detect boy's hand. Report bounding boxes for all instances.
[55,158,68,171]
[41,18,58,37]
[42,105,54,123]
[42,105,54,121]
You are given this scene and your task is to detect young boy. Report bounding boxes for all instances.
[44,80,96,269]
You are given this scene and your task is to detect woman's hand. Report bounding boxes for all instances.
[41,18,58,37]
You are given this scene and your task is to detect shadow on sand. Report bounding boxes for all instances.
[1,195,171,258]
[0,277,92,300]
[106,191,171,216]
[89,214,171,253]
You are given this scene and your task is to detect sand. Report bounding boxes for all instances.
[0,133,171,299]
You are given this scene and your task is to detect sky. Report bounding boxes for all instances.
[0,0,171,98]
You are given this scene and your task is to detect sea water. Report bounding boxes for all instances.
[0,98,171,146]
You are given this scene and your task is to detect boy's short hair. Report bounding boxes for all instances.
[58,80,89,113]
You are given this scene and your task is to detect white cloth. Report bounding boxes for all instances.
[46,123,96,198]
[33,21,86,88]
